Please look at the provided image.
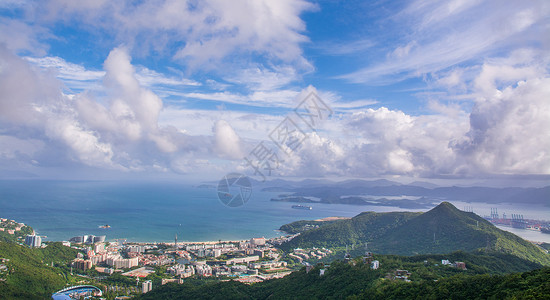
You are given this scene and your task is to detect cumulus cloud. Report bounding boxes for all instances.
[0,45,200,172]
[340,107,469,177]
[0,44,120,169]
[212,120,243,160]
[103,48,162,134]
[74,47,180,155]
[454,76,550,174]
[0,45,58,126]
[278,52,550,178]
[44,117,116,168]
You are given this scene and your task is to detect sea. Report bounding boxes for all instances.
[1,180,549,243]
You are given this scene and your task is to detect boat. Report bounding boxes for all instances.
[98,225,110,229]
[292,205,312,210]
[541,227,550,234]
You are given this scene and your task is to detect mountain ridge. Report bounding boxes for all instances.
[280,202,550,265]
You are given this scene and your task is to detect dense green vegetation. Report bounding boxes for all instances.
[137,252,550,300]
[351,267,550,300]
[281,202,550,266]
[0,241,78,299]
[279,220,333,234]
[280,211,419,250]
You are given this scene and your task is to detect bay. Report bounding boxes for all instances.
[0,180,548,243]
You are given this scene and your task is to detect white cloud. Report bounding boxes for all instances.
[454,75,550,174]
[134,66,200,87]
[0,45,59,126]
[316,39,375,56]
[103,47,163,133]
[340,0,550,84]
[180,89,302,108]
[0,18,49,55]
[0,44,122,169]
[278,49,550,178]
[25,55,201,98]
[331,99,378,111]
[0,45,192,171]
[225,65,299,92]
[25,56,104,82]
[44,117,117,168]
[37,0,315,70]
[213,120,243,160]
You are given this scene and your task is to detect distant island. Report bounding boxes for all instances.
[263,179,550,209]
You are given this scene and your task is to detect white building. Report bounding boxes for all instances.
[106,256,139,269]
[24,235,41,248]
[250,237,266,246]
[167,264,195,277]
[142,280,152,293]
[93,243,105,253]
[195,264,212,276]
[127,245,146,253]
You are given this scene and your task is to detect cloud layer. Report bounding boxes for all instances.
[0,0,549,181]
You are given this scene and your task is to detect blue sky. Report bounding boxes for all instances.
[0,0,549,185]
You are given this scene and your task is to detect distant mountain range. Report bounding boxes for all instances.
[259,178,550,208]
[280,202,550,266]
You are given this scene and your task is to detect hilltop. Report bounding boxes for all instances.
[280,202,550,266]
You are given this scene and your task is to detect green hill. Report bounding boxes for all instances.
[281,202,550,265]
[0,241,78,299]
[279,211,420,251]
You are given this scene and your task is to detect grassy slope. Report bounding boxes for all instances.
[0,241,78,299]
[280,211,420,251]
[374,202,550,265]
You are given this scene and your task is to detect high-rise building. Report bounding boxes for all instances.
[72,259,93,271]
[142,280,152,293]
[93,243,105,254]
[109,257,139,269]
[24,235,41,248]
[93,235,106,243]
[69,235,106,244]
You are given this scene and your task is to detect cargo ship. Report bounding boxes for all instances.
[292,205,312,210]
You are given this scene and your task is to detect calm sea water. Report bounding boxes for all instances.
[0,180,548,243]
